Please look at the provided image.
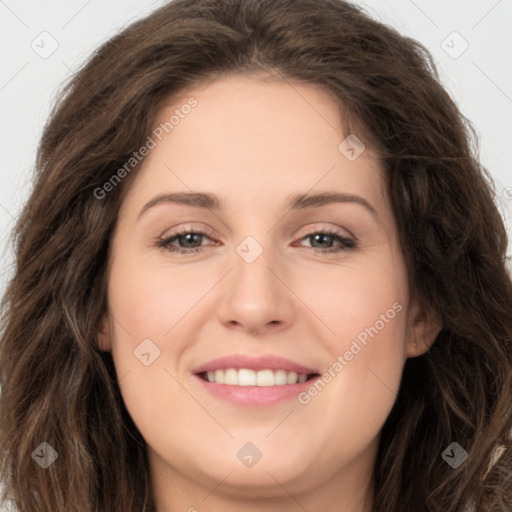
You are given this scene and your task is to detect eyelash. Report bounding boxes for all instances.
[155,228,356,256]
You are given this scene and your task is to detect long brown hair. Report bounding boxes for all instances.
[1,0,511,510]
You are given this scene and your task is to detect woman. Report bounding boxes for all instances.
[0,0,511,510]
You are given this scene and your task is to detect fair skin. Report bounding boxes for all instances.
[98,73,440,512]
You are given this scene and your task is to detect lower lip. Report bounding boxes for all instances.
[193,374,320,406]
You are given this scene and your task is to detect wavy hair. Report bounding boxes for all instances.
[1,0,511,510]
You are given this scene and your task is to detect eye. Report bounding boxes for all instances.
[295,228,356,254]
[155,227,357,256]
[156,229,216,255]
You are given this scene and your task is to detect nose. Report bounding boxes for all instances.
[216,243,295,336]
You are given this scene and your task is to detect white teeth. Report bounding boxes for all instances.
[202,368,312,386]
[274,370,287,385]
[286,371,298,385]
[238,368,256,386]
[214,369,224,384]
[256,369,274,386]
[224,368,238,385]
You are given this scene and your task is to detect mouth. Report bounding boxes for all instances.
[196,368,320,386]
[191,353,321,406]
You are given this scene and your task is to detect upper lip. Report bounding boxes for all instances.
[193,354,318,374]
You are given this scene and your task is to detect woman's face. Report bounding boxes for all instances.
[99,73,439,509]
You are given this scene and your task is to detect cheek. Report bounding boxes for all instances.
[105,254,202,440]
[294,254,408,435]
[107,252,215,341]
[293,306,407,474]
[297,251,408,350]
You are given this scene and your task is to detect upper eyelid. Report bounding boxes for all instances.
[161,221,353,238]
[300,225,355,240]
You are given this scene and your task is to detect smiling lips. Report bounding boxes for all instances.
[193,354,320,401]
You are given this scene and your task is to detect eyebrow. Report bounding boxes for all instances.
[137,191,378,220]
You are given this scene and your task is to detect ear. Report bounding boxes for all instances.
[97,312,112,352]
[406,296,442,358]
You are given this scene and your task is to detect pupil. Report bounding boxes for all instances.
[181,233,201,248]
[313,234,330,248]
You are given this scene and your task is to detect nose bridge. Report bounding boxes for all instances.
[232,234,280,305]
[217,233,294,332]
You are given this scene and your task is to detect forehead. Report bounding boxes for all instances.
[122,73,388,216]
